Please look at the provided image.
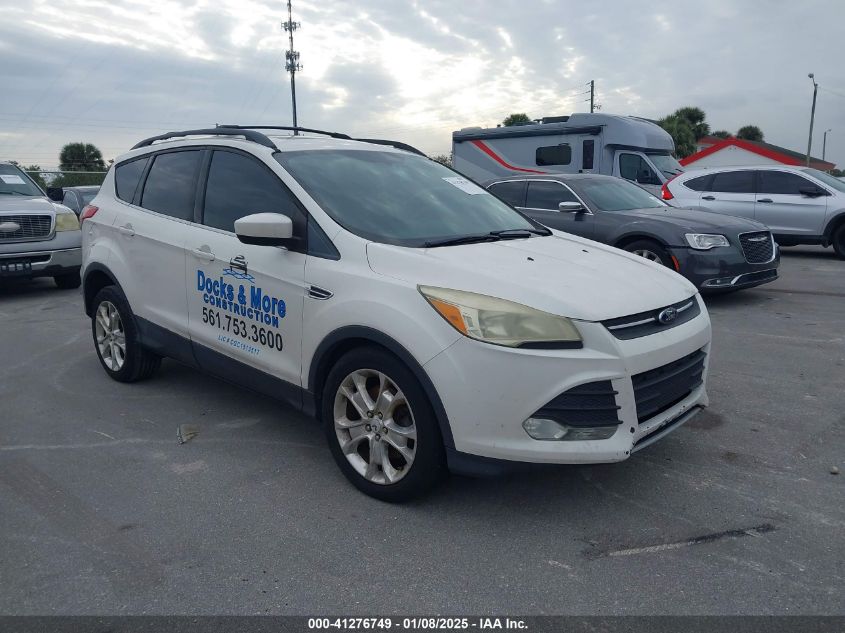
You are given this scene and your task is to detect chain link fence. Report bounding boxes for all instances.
[25,170,107,190]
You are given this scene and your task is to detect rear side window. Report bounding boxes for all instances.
[582,140,594,170]
[683,175,712,191]
[114,157,149,203]
[202,150,304,234]
[141,151,202,220]
[710,170,755,194]
[525,181,579,210]
[758,171,816,195]
[536,144,571,166]
[488,181,526,207]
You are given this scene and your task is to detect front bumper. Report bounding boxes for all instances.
[0,231,82,278]
[668,244,780,292]
[423,295,711,465]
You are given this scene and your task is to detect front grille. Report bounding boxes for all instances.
[739,231,774,263]
[632,350,706,422]
[0,214,53,241]
[602,297,701,340]
[533,380,621,427]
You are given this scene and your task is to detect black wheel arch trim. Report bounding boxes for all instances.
[82,262,123,317]
[308,326,455,449]
[823,212,845,240]
[612,232,673,249]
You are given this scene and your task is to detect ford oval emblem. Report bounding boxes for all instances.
[0,221,21,233]
[658,307,677,325]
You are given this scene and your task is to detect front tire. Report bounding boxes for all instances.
[322,347,447,502]
[623,239,673,268]
[832,224,845,260]
[54,272,81,289]
[91,286,161,382]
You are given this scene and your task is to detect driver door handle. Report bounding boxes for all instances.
[192,246,215,262]
[118,224,135,237]
[757,198,773,203]
[702,195,716,201]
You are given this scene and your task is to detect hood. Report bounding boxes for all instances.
[366,232,697,322]
[614,206,768,234]
[0,196,61,216]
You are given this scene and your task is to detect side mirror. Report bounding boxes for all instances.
[234,213,295,247]
[559,201,585,212]
[799,186,827,197]
[46,187,64,202]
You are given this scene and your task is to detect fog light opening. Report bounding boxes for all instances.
[522,418,617,441]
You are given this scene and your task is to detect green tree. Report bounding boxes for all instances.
[658,115,697,158]
[23,164,47,190]
[502,113,531,127]
[736,125,764,142]
[673,106,710,140]
[712,130,733,139]
[59,142,106,172]
[431,153,452,166]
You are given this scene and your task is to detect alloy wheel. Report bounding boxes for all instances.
[95,300,126,371]
[333,369,417,485]
[633,249,662,262]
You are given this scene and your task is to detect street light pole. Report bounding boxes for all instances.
[823,128,832,162]
[806,73,818,167]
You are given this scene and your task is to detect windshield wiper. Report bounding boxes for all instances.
[424,234,503,248]
[491,227,551,238]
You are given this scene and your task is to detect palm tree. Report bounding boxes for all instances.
[502,113,532,127]
[673,106,710,140]
[59,143,106,172]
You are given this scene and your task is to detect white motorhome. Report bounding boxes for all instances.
[452,113,684,195]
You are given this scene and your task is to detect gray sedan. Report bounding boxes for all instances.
[486,174,779,292]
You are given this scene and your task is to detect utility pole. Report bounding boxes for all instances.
[283,1,302,133]
[589,79,595,113]
[806,73,818,166]
[823,128,832,162]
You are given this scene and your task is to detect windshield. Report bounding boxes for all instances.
[275,150,539,247]
[803,168,845,193]
[575,178,666,212]
[0,164,44,197]
[647,153,684,177]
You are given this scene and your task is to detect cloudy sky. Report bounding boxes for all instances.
[2,0,843,168]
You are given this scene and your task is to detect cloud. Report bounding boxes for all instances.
[1,0,844,167]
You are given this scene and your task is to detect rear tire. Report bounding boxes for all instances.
[321,347,447,502]
[54,272,81,289]
[91,286,161,383]
[832,224,845,260]
[622,239,673,268]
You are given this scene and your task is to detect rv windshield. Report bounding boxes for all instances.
[647,153,684,178]
[275,149,544,247]
[575,178,666,212]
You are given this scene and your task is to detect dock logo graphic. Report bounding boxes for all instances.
[223,255,255,283]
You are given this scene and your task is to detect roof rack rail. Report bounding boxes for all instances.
[217,124,352,140]
[131,128,276,150]
[218,125,426,156]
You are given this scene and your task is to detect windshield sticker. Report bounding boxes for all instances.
[0,175,26,184]
[442,176,487,195]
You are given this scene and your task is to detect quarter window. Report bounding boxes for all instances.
[525,181,579,210]
[203,150,304,234]
[758,171,816,195]
[536,144,571,166]
[114,156,149,204]
[488,181,526,207]
[710,170,755,194]
[683,175,712,191]
[140,151,202,220]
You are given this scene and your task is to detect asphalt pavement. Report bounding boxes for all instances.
[0,246,842,615]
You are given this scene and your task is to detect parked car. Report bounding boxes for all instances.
[452,112,684,196]
[663,165,845,259]
[47,185,100,216]
[0,161,82,288]
[486,174,779,292]
[81,126,711,501]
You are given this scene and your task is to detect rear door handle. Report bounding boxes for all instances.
[118,224,135,237]
[757,198,773,203]
[192,246,215,262]
[701,195,716,201]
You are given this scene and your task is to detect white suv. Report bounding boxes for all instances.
[664,165,845,259]
[81,126,712,500]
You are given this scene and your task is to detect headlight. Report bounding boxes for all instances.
[685,233,729,250]
[55,211,80,232]
[419,286,582,348]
